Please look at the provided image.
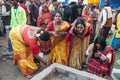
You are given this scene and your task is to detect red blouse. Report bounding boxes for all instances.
[22,25,39,55]
[46,21,55,31]
[37,11,52,29]
[66,26,91,42]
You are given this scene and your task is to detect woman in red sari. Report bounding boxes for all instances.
[82,5,93,44]
[87,36,116,79]
[37,4,52,29]
[82,5,92,24]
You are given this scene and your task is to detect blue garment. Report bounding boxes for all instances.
[100,0,120,9]
[112,34,120,49]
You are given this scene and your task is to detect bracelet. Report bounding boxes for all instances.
[99,54,106,61]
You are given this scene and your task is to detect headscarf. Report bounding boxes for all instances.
[42,4,50,12]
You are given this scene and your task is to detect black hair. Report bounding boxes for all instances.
[52,0,57,3]
[104,0,109,6]
[73,17,85,35]
[53,11,62,18]
[19,0,24,3]
[37,29,50,41]
[69,2,76,6]
[91,5,96,11]
[75,17,85,27]
[92,36,106,58]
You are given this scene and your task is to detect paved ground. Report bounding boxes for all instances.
[0,35,48,80]
[0,35,119,80]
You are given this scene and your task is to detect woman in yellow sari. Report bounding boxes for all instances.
[46,11,70,65]
[9,25,50,78]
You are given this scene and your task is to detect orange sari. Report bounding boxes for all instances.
[9,25,38,76]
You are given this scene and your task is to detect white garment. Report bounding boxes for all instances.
[39,52,44,58]
[86,43,94,56]
[99,7,113,26]
[25,1,31,13]
[39,5,42,14]
[2,2,10,16]
[68,0,78,4]
[25,1,31,7]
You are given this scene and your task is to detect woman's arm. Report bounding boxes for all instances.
[95,51,112,63]
[86,43,94,56]
[34,54,47,65]
[28,38,47,65]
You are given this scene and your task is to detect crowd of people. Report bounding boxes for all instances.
[0,0,120,79]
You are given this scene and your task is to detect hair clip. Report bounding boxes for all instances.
[36,34,40,37]
[40,30,44,34]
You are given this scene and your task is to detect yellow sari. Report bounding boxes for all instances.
[49,21,70,65]
[9,25,38,76]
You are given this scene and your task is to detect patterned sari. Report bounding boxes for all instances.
[9,25,38,76]
[87,46,116,77]
[47,21,70,65]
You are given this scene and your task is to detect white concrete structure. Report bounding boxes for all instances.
[112,68,120,80]
[31,63,106,80]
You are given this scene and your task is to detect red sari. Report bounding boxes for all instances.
[87,46,116,77]
[37,6,52,29]
[82,10,92,24]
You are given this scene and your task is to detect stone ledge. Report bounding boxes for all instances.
[31,63,106,80]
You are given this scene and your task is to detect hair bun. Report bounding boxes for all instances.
[37,29,50,41]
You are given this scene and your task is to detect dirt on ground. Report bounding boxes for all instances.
[0,35,48,80]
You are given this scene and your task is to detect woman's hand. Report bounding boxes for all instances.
[52,31,59,37]
[44,61,48,66]
[69,25,75,34]
[44,19,48,24]
[47,61,51,66]
[69,20,77,34]
[95,50,102,57]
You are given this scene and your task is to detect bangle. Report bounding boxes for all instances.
[99,54,107,61]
